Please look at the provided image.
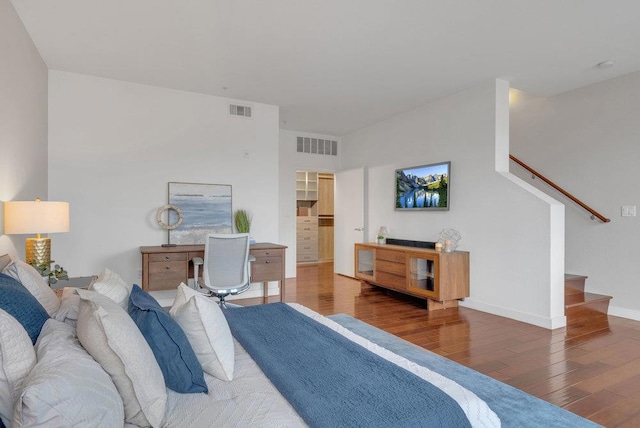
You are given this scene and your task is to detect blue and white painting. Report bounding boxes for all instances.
[168,182,232,244]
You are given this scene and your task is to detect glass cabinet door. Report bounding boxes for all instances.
[407,254,438,297]
[355,247,375,281]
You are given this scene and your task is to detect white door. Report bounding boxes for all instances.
[334,167,365,277]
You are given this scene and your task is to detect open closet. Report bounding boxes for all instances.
[296,171,334,263]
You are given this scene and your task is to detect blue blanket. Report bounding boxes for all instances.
[329,313,600,428]
[224,303,472,428]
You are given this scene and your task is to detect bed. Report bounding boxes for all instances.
[0,254,599,428]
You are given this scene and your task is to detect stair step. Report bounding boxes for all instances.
[565,292,611,308]
[565,273,588,295]
[565,292,612,320]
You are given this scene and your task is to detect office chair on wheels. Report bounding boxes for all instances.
[192,233,254,307]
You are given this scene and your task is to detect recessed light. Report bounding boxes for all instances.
[596,60,615,69]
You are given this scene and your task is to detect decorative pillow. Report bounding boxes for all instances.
[0,309,36,426]
[13,319,124,427]
[169,283,235,381]
[2,257,60,316]
[0,273,49,344]
[76,289,166,427]
[128,284,207,394]
[89,268,132,309]
[51,287,81,327]
[0,255,10,272]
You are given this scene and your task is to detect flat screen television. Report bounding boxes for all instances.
[395,161,450,211]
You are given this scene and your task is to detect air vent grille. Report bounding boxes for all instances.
[229,104,252,117]
[296,137,338,156]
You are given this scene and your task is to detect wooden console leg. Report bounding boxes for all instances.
[427,299,459,311]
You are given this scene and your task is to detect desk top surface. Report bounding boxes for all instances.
[140,242,287,253]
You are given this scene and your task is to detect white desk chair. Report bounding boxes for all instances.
[192,233,255,307]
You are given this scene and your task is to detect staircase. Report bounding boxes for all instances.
[565,274,612,324]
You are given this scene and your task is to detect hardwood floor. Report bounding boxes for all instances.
[284,262,640,427]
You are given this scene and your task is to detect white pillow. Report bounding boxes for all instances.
[0,309,36,426]
[169,283,235,381]
[88,268,132,309]
[51,287,81,327]
[2,257,60,316]
[13,319,124,427]
[76,289,166,427]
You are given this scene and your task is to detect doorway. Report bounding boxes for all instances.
[296,170,334,264]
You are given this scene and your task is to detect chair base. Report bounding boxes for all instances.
[194,279,252,308]
[216,293,231,308]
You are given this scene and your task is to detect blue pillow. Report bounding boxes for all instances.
[0,272,49,344]
[128,284,207,394]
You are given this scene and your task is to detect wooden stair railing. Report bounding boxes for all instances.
[509,155,611,223]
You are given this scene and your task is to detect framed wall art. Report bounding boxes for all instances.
[168,182,232,245]
[395,161,450,211]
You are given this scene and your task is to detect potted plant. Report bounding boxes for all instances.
[29,260,69,285]
[377,235,386,244]
[234,209,252,233]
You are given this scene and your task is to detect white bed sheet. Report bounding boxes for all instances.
[160,337,305,427]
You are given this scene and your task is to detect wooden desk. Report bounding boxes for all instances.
[140,243,287,304]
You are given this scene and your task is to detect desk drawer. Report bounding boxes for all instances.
[251,257,282,282]
[252,249,283,258]
[148,253,187,262]
[148,261,187,290]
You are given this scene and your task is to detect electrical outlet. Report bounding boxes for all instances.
[136,269,142,280]
[621,206,636,217]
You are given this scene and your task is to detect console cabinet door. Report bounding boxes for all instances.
[354,245,375,282]
[406,252,440,299]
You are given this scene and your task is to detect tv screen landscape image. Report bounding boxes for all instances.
[395,161,450,210]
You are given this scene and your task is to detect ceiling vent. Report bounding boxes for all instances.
[296,137,338,156]
[229,104,252,118]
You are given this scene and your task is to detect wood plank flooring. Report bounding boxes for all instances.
[283,262,640,427]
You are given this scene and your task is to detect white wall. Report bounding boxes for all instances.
[48,71,280,298]
[341,80,565,328]
[0,0,48,257]
[511,71,640,320]
[278,130,341,277]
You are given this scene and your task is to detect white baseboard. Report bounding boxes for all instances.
[608,305,640,321]
[459,299,566,330]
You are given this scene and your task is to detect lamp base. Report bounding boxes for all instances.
[26,237,51,267]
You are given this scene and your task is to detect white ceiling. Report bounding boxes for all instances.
[10,0,640,136]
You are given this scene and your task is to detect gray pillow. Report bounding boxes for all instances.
[0,255,10,272]
[76,289,167,427]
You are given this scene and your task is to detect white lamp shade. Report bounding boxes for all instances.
[4,201,70,234]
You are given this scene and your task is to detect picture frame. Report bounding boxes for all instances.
[168,182,232,245]
[395,161,450,211]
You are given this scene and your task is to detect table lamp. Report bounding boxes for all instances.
[3,199,70,266]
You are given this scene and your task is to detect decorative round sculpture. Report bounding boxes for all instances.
[437,228,461,252]
[156,204,183,230]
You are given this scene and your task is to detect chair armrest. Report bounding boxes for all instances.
[192,257,203,266]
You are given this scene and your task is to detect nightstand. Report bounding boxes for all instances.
[51,275,97,297]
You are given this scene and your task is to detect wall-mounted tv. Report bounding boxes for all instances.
[395,161,450,211]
